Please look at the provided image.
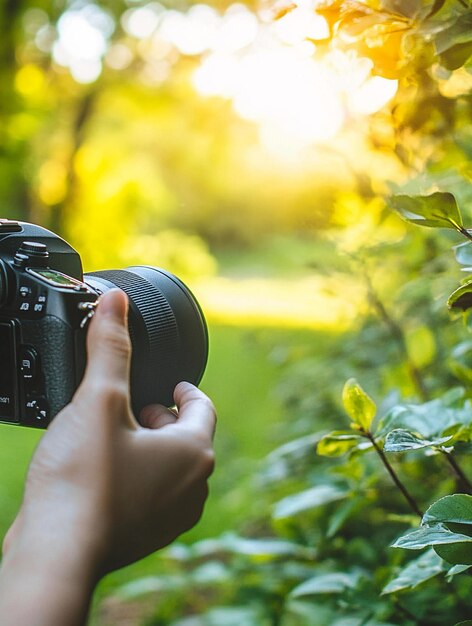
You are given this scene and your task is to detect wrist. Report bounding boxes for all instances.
[3,498,108,585]
[0,521,101,626]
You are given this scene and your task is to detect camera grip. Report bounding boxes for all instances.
[21,316,82,421]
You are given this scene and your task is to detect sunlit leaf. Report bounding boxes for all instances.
[388,192,462,229]
[434,14,472,55]
[384,429,453,452]
[381,549,445,594]
[342,378,376,431]
[273,485,349,520]
[317,431,364,457]
[391,523,472,550]
[290,571,361,597]
[448,280,472,311]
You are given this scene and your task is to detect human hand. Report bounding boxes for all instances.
[0,289,216,625]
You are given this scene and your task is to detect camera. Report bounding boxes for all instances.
[0,219,208,429]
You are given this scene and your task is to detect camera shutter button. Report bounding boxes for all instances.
[14,242,50,268]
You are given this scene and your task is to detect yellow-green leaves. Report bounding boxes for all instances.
[388,192,463,230]
[317,431,366,457]
[342,378,376,432]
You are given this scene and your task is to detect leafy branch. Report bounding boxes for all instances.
[441,449,472,494]
[318,380,424,519]
[368,433,424,518]
[384,430,472,496]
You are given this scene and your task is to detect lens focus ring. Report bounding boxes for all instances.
[88,269,180,356]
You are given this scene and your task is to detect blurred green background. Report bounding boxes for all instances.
[1,1,472,624]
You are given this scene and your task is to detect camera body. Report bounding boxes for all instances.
[0,219,208,429]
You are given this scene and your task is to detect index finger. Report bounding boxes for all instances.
[172,382,216,443]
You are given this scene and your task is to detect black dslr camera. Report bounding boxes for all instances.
[0,219,208,429]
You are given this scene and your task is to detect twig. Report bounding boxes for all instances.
[441,449,472,494]
[458,227,472,242]
[367,433,423,518]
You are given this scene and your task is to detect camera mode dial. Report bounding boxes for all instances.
[14,241,50,268]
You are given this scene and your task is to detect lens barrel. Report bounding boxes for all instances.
[85,267,208,413]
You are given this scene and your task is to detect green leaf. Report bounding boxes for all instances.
[381,549,445,594]
[454,242,472,267]
[273,485,349,520]
[448,280,472,311]
[446,564,471,580]
[435,13,472,55]
[190,534,315,561]
[423,495,472,564]
[391,524,472,550]
[172,606,265,626]
[435,13,472,71]
[440,41,472,71]
[290,571,361,597]
[317,431,365,457]
[342,379,376,431]
[454,622,472,626]
[388,192,462,229]
[426,0,446,18]
[384,429,453,452]
[423,494,472,526]
[261,433,324,484]
[116,574,186,599]
[377,395,472,438]
[326,497,361,538]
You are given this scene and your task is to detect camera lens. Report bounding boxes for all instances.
[84,267,208,413]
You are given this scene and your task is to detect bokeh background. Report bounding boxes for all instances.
[1,1,472,624]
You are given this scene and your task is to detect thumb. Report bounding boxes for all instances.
[81,289,132,391]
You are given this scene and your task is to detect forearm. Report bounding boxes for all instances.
[0,534,98,626]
